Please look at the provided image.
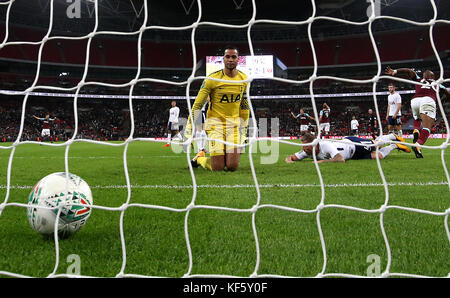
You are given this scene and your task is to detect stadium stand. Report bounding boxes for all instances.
[1,2,449,142]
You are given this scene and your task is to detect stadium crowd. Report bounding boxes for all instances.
[0,93,448,143]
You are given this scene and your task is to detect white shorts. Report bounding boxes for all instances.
[168,122,179,131]
[41,129,50,137]
[300,125,309,131]
[411,96,436,120]
[320,123,330,133]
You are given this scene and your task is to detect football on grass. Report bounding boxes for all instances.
[26,172,93,238]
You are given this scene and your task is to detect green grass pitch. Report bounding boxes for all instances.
[0,138,449,278]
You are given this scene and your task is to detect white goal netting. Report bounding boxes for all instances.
[0,0,449,278]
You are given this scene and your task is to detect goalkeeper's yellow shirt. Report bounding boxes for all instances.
[191,69,249,130]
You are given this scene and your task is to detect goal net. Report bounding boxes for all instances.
[0,0,449,279]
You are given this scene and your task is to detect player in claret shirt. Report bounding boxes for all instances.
[290,108,315,136]
[33,113,56,142]
[385,66,450,158]
[319,103,331,138]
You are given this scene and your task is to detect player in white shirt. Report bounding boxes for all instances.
[163,100,182,147]
[285,132,410,164]
[386,83,402,136]
[350,115,359,136]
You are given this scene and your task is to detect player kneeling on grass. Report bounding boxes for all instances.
[285,132,410,164]
[185,45,249,172]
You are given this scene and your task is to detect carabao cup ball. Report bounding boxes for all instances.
[27,172,93,238]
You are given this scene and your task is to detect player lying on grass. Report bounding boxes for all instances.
[285,132,410,164]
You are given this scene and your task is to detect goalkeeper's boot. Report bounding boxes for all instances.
[412,129,420,144]
[412,142,423,158]
[394,134,410,153]
[190,149,205,168]
[163,143,170,147]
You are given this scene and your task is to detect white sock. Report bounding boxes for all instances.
[197,130,207,152]
[167,133,171,143]
[201,130,208,151]
[375,134,395,146]
[387,133,396,140]
[194,131,201,151]
[379,144,396,158]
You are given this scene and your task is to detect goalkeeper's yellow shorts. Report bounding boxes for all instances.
[207,125,240,157]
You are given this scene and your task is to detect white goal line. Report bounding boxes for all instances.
[1,181,447,190]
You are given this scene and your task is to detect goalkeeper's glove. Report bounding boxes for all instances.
[239,126,248,145]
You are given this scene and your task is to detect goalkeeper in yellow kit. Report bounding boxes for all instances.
[185,46,249,171]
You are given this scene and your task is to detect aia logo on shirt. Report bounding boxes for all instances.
[219,94,241,103]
